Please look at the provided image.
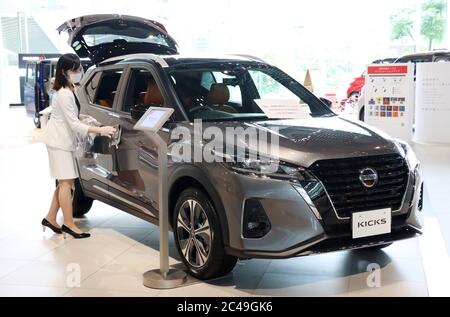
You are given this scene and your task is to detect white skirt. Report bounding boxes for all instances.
[46,146,79,180]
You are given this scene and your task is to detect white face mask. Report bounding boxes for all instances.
[69,71,83,84]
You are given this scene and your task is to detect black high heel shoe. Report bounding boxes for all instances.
[41,218,62,234]
[61,225,91,239]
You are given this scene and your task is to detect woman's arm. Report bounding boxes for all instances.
[59,90,116,137]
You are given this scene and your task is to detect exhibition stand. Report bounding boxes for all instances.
[364,64,415,142]
[363,62,450,145]
[414,62,450,145]
[133,107,188,289]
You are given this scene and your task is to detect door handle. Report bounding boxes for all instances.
[110,124,122,149]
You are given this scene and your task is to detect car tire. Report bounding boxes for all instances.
[55,179,93,218]
[173,188,237,280]
[359,106,365,122]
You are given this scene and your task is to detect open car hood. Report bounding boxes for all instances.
[57,14,179,65]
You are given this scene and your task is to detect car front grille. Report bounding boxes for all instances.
[309,154,409,219]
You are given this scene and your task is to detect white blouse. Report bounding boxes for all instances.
[39,87,89,151]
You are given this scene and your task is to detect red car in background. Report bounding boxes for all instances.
[346,58,396,102]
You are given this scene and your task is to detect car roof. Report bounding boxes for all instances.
[99,53,268,68]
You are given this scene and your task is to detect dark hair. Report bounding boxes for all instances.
[53,53,81,91]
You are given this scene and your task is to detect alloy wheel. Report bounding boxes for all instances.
[176,199,212,268]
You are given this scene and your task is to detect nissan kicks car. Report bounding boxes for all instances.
[58,15,424,279]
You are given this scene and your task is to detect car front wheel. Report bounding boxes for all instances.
[359,106,365,121]
[173,188,237,280]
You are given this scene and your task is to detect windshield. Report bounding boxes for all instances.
[168,63,334,122]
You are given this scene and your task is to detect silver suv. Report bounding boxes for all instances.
[59,15,424,279]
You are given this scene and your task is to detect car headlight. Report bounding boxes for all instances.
[226,158,316,182]
[395,139,419,170]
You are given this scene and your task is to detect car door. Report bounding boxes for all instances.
[105,64,177,218]
[76,65,127,195]
[24,62,37,117]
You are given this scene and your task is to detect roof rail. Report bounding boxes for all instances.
[99,54,169,68]
[228,54,267,64]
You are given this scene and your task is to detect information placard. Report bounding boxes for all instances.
[255,99,310,119]
[414,62,450,144]
[133,107,174,132]
[364,64,414,141]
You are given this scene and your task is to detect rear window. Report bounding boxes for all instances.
[81,22,172,48]
[396,55,433,63]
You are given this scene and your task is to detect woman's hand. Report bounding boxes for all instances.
[99,126,117,137]
[87,125,116,137]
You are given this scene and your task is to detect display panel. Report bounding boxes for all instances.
[133,107,174,132]
[364,63,414,141]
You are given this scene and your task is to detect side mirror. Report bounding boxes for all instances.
[319,97,333,108]
[131,104,150,121]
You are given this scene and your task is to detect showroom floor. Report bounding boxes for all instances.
[1,106,450,297]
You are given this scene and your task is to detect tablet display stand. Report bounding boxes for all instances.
[134,107,188,289]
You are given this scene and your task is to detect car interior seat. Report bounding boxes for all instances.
[96,73,122,108]
[205,83,237,113]
[144,83,165,106]
[98,98,113,108]
[96,88,115,108]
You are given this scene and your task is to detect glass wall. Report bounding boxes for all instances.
[0,0,449,107]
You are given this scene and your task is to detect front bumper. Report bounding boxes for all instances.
[208,156,424,259]
[226,225,421,259]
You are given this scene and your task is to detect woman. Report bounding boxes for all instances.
[40,53,116,239]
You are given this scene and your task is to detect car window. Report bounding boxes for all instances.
[249,70,304,104]
[435,56,450,62]
[211,71,242,105]
[82,24,172,48]
[200,71,215,89]
[122,69,165,113]
[93,69,123,108]
[85,71,102,103]
[397,56,432,63]
[43,64,52,82]
[26,64,35,84]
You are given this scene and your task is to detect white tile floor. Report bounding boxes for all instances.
[1,107,450,297]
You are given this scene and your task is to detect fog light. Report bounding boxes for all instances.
[243,199,271,238]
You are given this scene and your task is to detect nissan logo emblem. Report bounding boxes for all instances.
[359,168,378,188]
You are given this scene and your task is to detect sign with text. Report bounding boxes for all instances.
[364,63,414,142]
[255,99,310,119]
[414,62,450,145]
